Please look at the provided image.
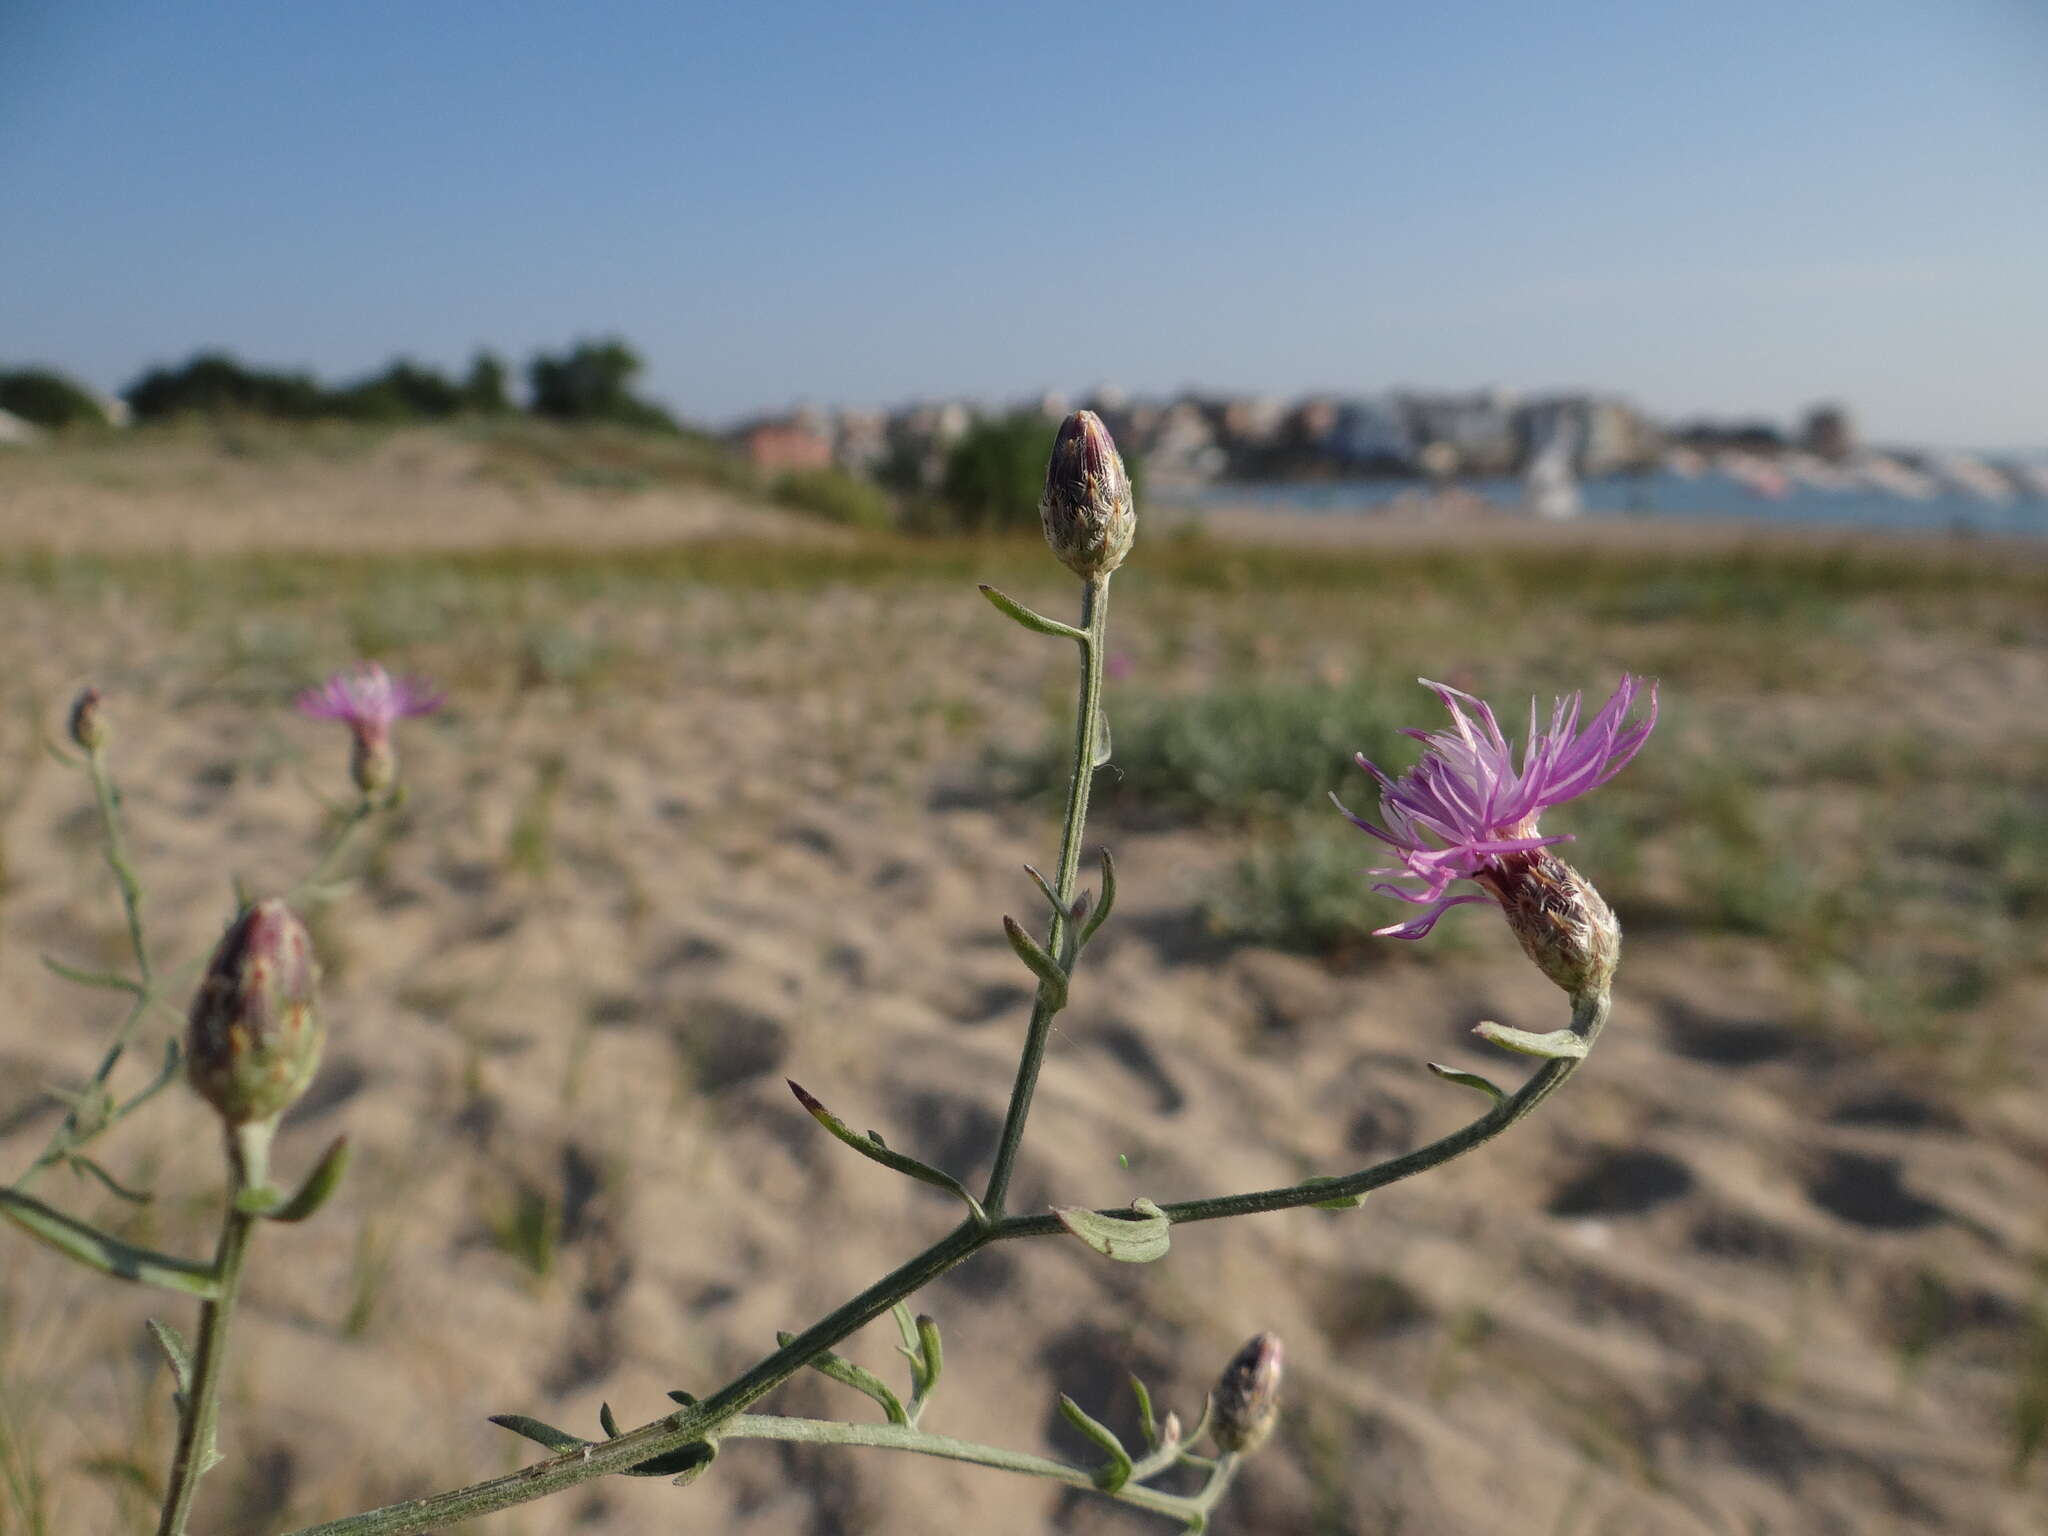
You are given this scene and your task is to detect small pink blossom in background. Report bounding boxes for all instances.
[1106,651,1135,682]
[1335,674,1657,939]
[297,663,443,792]
[296,663,443,745]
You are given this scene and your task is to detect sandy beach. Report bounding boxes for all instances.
[1,432,2043,1534]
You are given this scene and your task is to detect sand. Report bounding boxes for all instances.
[0,437,2042,1535]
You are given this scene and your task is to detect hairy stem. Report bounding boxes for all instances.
[716,1414,1238,1526]
[984,574,1109,1216]
[283,989,1607,1536]
[155,1134,262,1536]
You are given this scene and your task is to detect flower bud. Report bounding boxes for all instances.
[68,687,107,752]
[1040,411,1135,580]
[1475,849,1620,999]
[187,899,324,1127]
[1210,1331,1283,1455]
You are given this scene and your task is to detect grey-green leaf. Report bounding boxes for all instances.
[1296,1174,1367,1210]
[1058,1394,1134,1492]
[1053,1197,1171,1264]
[147,1318,193,1398]
[263,1136,351,1223]
[778,1331,909,1425]
[1426,1061,1507,1102]
[1473,1020,1589,1059]
[978,584,1086,642]
[0,1188,220,1297]
[1002,916,1069,1003]
[1076,848,1116,951]
[487,1415,589,1455]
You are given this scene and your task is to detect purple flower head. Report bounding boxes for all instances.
[1335,674,1657,940]
[297,663,443,793]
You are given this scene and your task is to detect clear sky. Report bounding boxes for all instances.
[3,1,2043,447]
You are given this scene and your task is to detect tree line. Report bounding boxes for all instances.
[0,338,674,430]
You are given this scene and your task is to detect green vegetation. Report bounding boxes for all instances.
[0,367,111,430]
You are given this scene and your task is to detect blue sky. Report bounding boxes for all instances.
[3,1,2043,446]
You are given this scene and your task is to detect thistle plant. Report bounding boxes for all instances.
[1,413,1656,1535]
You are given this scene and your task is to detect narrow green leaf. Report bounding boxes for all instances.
[785,1081,989,1226]
[487,1415,589,1454]
[1473,1020,1589,1059]
[0,1188,219,1297]
[892,1301,922,1371]
[651,1441,717,1483]
[40,954,145,995]
[1296,1175,1367,1211]
[67,1155,153,1204]
[1076,848,1117,952]
[114,1038,183,1120]
[264,1137,351,1223]
[1426,1061,1507,1103]
[1129,1374,1159,1447]
[1022,864,1063,918]
[914,1314,943,1403]
[599,1402,623,1439]
[978,584,1087,642]
[1002,916,1068,1004]
[146,1318,193,1399]
[1053,1197,1171,1264]
[778,1331,909,1425]
[1058,1394,1135,1492]
[666,1390,698,1407]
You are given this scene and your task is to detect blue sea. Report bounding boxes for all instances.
[1180,469,2048,538]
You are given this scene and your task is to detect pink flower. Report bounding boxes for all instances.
[297,663,442,793]
[1335,675,1657,939]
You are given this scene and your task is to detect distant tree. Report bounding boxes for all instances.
[331,358,466,421]
[123,353,328,422]
[526,338,676,430]
[0,366,110,429]
[927,412,1144,535]
[461,350,511,415]
[934,412,1055,533]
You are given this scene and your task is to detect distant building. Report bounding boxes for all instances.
[833,408,889,474]
[737,417,834,475]
[1328,397,1415,473]
[1140,398,1225,481]
[1402,389,1519,476]
[1799,403,1857,463]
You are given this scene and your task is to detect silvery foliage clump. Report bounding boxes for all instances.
[2,412,1653,1535]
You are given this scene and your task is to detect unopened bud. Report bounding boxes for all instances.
[1211,1332,1283,1455]
[1476,849,1620,999]
[1159,1410,1182,1446]
[187,899,324,1127]
[1040,411,1135,580]
[68,687,107,752]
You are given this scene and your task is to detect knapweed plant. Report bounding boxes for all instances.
[2,411,1654,1535]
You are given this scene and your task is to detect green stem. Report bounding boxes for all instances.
[716,1414,1236,1526]
[87,746,151,987]
[290,797,376,902]
[984,574,1109,1217]
[155,1131,264,1536]
[282,990,1608,1536]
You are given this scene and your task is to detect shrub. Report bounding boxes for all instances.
[1062,677,1410,824]
[124,352,329,421]
[773,466,896,529]
[526,338,676,430]
[0,366,111,429]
